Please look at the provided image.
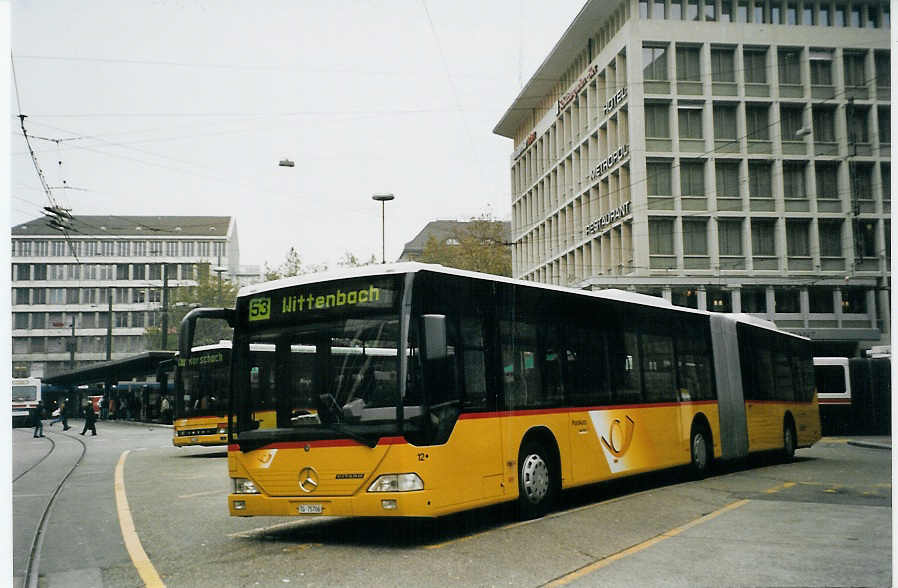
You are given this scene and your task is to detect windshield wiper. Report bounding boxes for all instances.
[317,393,377,448]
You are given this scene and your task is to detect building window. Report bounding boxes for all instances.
[671,287,699,308]
[639,0,649,18]
[720,0,732,21]
[678,106,703,139]
[643,45,668,80]
[748,162,772,197]
[742,287,767,312]
[48,288,65,304]
[133,241,146,256]
[853,164,874,201]
[14,313,29,329]
[33,264,47,280]
[116,264,130,280]
[32,289,47,304]
[15,264,30,280]
[850,5,861,26]
[848,106,870,144]
[751,219,776,255]
[47,265,65,281]
[786,220,810,256]
[841,288,867,313]
[683,219,708,255]
[704,0,716,20]
[783,162,806,199]
[715,161,740,198]
[878,108,890,144]
[770,1,782,23]
[858,220,877,257]
[875,52,890,88]
[680,161,705,195]
[198,241,210,257]
[14,289,30,305]
[676,46,701,81]
[116,241,131,256]
[645,103,670,138]
[778,49,801,85]
[713,104,737,140]
[746,105,770,140]
[649,218,675,254]
[786,2,798,24]
[809,287,834,313]
[31,312,46,328]
[647,161,672,195]
[671,0,683,19]
[165,241,178,256]
[774,288,800,313]
[812,107,836,142]
[148,264,162,280]
[652,0,666,19]
[686,0,699,20]
[743,50,767,84]
[818,3,831,25]
[843,52,867,88]
[881,165,890,202]
[780,105,805,140]
[34,241,48,256]
[736,0,749,22]
[149,289,161,304]
[66,288,79,304]
[809,51,833,86]
[818,219,843,257]
[711,48,735,82]
[707,288,732,312]
[50,241,66,256]
[718,219,743,255]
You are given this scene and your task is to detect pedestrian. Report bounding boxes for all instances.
[98,396,106,420]
[80,400,97,436]
[160,396,172,424]
[49,397,71,430]
[30,401,45,438]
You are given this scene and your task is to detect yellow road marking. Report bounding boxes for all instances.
[115,451,166,587]
[545,500,750,587]
[764,482,797,494]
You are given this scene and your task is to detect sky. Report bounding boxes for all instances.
[9,0,587,271]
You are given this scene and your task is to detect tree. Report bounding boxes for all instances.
[337,250,378,268]
[263,247,328,281]
[143,263,240,350]
[417,214,511,276]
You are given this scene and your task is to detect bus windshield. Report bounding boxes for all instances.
[234,316,411,447]
[178,351,230,418]
[12,385,38,402]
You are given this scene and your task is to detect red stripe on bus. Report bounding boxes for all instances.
[817,398,851,405]
[459,400,719,420]
[228,436,406,452]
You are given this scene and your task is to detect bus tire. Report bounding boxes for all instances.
[782,419,797,461]
[689,424,712,479]
[517,440,557,519]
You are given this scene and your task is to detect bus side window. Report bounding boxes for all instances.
[674,318,714,401]
[611,329,643,404]
[641,331,677,403]
[460,316,488,411]
[565,326,610,406]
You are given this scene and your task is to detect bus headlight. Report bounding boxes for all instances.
[367,473,423,492]
[233,478,260,494]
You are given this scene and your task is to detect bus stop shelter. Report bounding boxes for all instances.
[43,351,175,421]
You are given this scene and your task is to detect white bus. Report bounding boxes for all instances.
[12,377,42,427]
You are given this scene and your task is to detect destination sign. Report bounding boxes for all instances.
[245,277,400,325]
[178,352,225,368]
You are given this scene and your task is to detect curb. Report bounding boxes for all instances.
[847,440,891,450]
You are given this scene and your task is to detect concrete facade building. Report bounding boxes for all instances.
[11,215,242,378]
[494,0,890,356]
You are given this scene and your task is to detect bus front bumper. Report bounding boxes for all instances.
[228,490,435,518]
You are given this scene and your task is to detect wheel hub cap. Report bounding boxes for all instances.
[521,454,549,504]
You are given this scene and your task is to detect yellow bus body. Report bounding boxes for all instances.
[229,402,729,518]
[173,416,228,447]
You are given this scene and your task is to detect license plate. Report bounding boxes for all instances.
[299,504,323,514]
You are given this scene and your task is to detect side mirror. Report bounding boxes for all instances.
[179,307,235,358]
[422,314,448,361]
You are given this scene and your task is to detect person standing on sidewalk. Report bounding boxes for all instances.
[30,401,45,438]
[80,400,97,436]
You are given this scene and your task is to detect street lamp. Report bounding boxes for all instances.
[371,193,395,264]
[212,266,227,304]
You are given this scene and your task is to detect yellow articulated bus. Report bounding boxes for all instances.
[178,263,820,520]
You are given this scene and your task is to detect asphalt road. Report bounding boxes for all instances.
[12,421,892,587]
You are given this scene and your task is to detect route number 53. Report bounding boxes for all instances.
[249,297,271,321]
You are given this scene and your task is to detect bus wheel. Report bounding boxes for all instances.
[689,425,712,478]
[517,441,556,519]
[782,421,797,461]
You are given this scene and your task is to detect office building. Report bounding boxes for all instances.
[494,0,890,355]
[11,215,241,378]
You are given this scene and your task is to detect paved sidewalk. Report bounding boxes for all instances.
[837,436,892,450]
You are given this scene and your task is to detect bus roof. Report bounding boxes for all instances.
[236,263,802,338]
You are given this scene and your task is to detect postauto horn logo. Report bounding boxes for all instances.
[590,413,638,474]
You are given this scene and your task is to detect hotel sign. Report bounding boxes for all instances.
[585,201,632,236]
[557,65,598,115]
[587,144,630,183]
[603,87,627,115]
